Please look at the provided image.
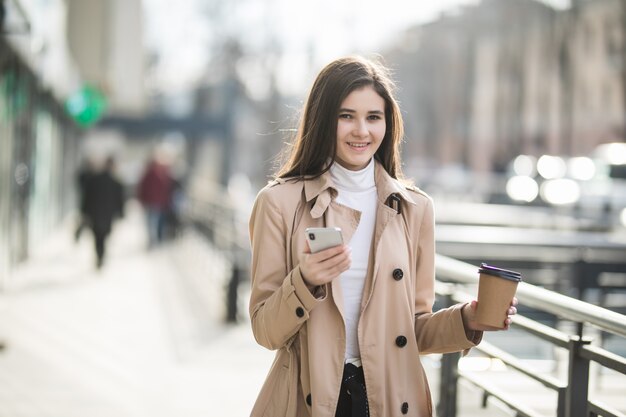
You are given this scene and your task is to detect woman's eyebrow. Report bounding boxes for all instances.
[338,108,384,114]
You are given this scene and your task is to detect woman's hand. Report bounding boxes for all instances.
[462,297,518,331]
[299,243,351,287]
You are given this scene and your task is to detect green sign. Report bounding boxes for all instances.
[65,85,107,127]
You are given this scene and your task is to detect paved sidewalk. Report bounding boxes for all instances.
[0,204,273,417]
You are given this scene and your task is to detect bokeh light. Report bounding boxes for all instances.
[540,179,581,205]
[568,157,596,181]
[594,143,626,165]
[537,155,567,179]
[506,175,539,203]
[512,155,536,177]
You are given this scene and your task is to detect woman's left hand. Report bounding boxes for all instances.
[462,297,518,331]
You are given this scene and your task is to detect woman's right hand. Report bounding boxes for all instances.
[299,243,352,287]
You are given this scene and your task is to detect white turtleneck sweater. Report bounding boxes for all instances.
[329,158,377,364]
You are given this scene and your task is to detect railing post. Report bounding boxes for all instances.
[565,334,592,417]
[225,209,240,324]
[438,351,461,417]
[557,387,567,417]
[437,292,460,417]
[226,262,241,323]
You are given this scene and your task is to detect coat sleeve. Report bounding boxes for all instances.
[248,187,325,351]
[412,197,482,354]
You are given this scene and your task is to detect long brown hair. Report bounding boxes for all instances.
[276,56,405,180]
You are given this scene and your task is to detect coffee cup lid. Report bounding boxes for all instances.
[478,263,522,282]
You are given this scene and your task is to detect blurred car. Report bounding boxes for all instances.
[504,143,626,229]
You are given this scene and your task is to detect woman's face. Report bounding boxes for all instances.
[334,86,386,171]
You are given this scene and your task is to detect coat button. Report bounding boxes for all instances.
[395,335,407,347]
[306,393,312,406]
[296,307,305,318]
[401,402,409,414]
[392,268,404,281]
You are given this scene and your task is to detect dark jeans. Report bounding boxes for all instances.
[93,229,109,268]
[335,363,369,417]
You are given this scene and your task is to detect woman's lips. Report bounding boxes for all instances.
[346,142,370,151]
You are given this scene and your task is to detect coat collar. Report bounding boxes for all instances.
[303,159,416,218]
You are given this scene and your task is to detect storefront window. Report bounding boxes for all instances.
[0,70,15,288]
[28,109,63,250]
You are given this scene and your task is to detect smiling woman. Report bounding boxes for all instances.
[247,55,517,417]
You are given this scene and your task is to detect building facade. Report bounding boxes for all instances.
[386,0,625,176]
[0,0,145,287]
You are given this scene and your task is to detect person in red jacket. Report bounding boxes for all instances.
[137,153,173,247]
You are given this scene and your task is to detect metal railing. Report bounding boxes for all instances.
[435,254,626,417]
[185,181,251,323]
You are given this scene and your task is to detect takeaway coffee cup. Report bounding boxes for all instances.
[475,263,522,329]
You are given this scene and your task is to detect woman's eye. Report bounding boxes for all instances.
[368,115,382,120]
[339,114,352,119]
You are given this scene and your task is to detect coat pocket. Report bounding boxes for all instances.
[422,367,433,416]
[252,349,299,417]
[264,365,290,416]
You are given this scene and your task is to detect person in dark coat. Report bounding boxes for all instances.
[83,156,125,268]
[74,157,96,241]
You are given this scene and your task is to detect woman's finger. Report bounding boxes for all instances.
[316,248,351,269]
[309,244,349,262]
[300,245,351,286]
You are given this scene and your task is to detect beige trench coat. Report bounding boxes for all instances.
[248,161,481,417]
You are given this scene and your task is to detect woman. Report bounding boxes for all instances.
[248,56,517,417]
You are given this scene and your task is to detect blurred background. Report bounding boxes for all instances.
[1,0,625,416]
[2,0,626,268]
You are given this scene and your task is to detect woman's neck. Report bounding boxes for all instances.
[330,158,375,192]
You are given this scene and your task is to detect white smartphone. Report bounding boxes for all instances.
[305,227,343,253]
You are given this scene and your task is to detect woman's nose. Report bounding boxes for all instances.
[353,120,368,137]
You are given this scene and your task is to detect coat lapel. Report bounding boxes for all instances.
[361,162,418,310]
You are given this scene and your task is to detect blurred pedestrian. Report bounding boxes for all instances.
[74,156,96,242]
[248,56,518,416]
[137,152,173,247]
[83,156,125,269]
[163,173,184,240]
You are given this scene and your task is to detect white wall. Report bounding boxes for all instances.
[66,0,146,114]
